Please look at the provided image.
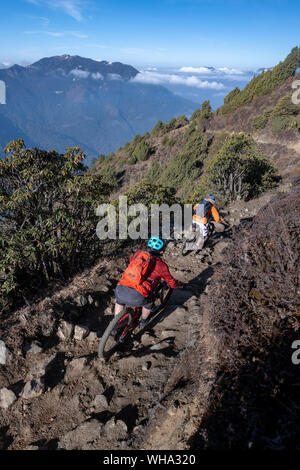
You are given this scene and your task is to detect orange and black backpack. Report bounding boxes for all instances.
[118,251,156,297]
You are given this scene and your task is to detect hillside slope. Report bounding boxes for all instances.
[91,48,300,193]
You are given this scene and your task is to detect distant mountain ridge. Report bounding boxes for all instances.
[0,55,197,163]
[26,54,139,80]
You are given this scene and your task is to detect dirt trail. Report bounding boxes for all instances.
[0,189,280,450]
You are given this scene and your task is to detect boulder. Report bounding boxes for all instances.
[150,341,170,351]
[57,320,74,341]
[87,332,98,343]
[92,394,108,411]
[104,418,128,440]
[65,357,87,381]
[160,330,177,340]
[58,419,102,450]
[74,325,89,340]
[141,332,156,348]
[88,295,94,305]
[26,353,57,381]
[0,388,17,409]
[21,378,45,399]
[0,340,7,365]
[24,342,43,354]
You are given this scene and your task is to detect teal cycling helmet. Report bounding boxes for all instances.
[148,237,164,251]
[207,194,215,201]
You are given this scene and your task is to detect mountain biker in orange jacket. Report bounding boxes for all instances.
[192,194,221,249]
[114,237,182,329]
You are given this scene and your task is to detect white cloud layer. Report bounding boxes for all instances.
[179,66,245,76]
[132,71,225,90]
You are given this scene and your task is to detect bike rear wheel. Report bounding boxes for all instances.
[98,310,132,360]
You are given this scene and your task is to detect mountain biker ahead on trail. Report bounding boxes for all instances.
[192,194,221,249]
[114,237,182,329]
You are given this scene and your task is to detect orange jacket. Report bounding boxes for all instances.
[193,202,221,225]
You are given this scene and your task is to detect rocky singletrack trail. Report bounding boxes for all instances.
[0,190,279,450]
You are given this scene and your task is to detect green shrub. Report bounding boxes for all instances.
[201,100,213,119]
[159,131,208,189]
[146,159,163,185]
[162,115,189,135]
[252,110,271,130]
[190,108,201,121]
[161,135,169,146]
[0,140,113,312]
[131,139,153,161]
[252,96,299,132]
[167,137,177,147]
[272,95,299,117]
[151,120,165,136]
[203,133,279,201]
[270,115,292,133]
[289,119,300,132]
[269,95,299,133]
[124,180,178,207]
[190,101,213,123]
[184,122,197,140]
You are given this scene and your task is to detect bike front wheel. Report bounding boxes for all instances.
[98,310,132,360]
[151,283,173,314]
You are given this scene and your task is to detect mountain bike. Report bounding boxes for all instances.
[181,221,215,257]
[98,281,173,360]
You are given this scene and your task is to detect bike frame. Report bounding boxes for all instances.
[113,281,169,341]
[115,307,142,342]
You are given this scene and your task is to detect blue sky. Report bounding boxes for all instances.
[0,0,299,68]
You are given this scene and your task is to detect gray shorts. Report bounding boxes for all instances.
[115,284,153,310]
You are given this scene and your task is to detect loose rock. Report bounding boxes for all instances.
[25,342,43,354]
[57,320,74,341]
[0,340,7,365]
[87,331,98,343]
[141,332,156,348]
[22,378,45,399]
[104,418,128,440]
[58,419,102,450]
[160,330,177,339]
[150,341,170,351]
[65,357,87,381]
[74,325,89,340]
[26,353,57,381]
[92,394,108,410]
[0,388,17,409]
